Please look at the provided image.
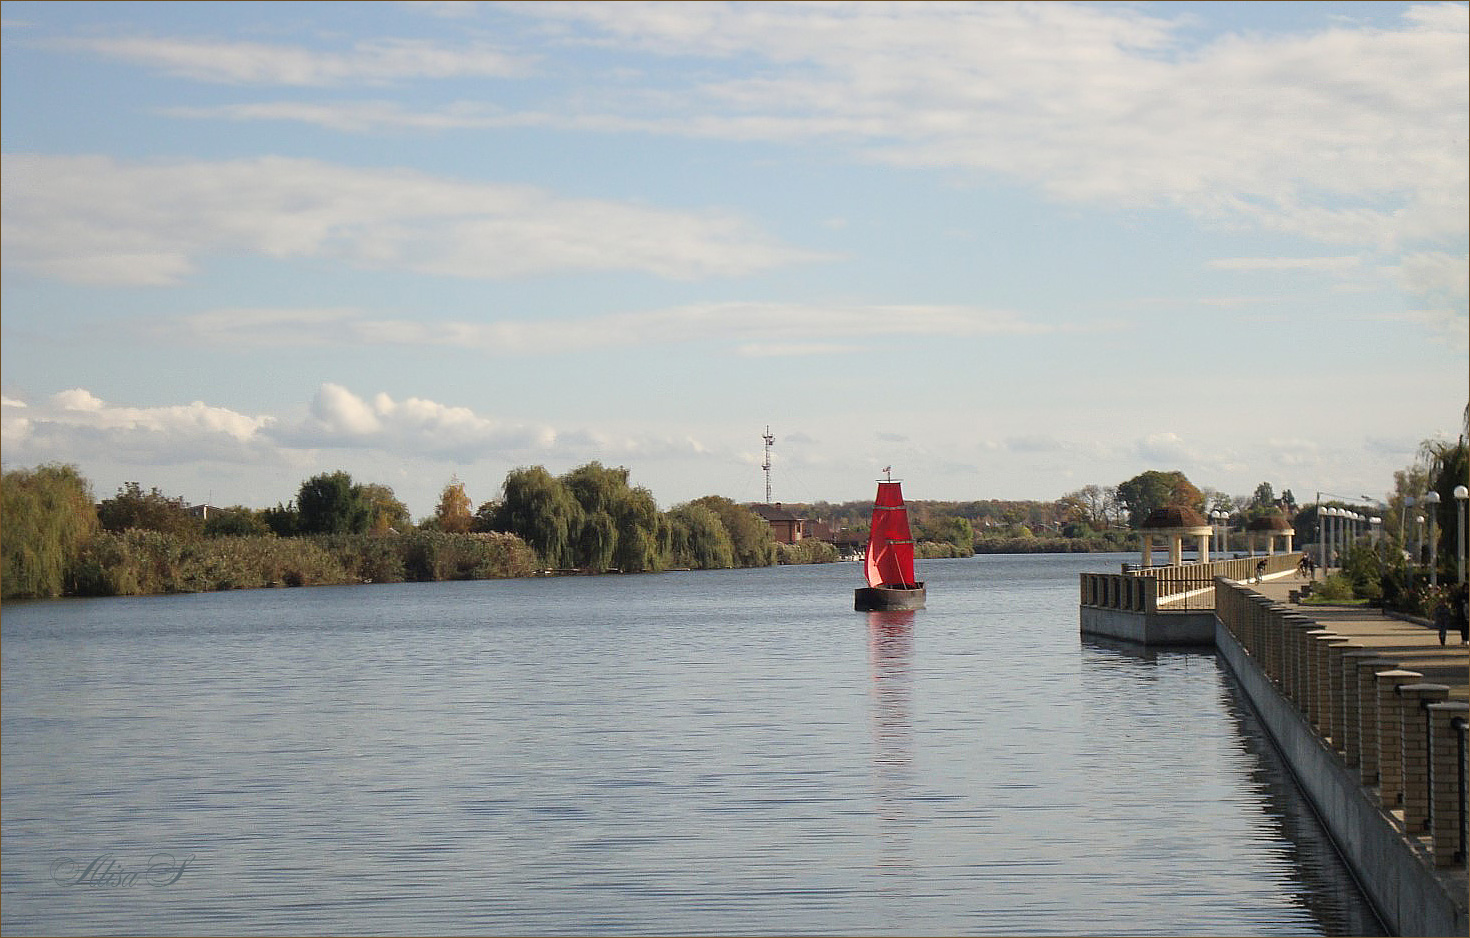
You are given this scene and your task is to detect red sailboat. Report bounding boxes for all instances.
[854,469,926,611]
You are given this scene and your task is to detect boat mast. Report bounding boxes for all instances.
[762,426,775,504]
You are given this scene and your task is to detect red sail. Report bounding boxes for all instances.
[864,481,917,589]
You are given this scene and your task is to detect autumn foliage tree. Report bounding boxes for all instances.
[434,478,474,534]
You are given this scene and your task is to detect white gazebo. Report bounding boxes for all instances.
[1245,513,1295,556]
[1138,506,1213,567]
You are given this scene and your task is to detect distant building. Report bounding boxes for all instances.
[750,503,807,545]
[186,504,215,521]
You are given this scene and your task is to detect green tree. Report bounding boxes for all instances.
[1423,427,1468,580]
[360,483,411,534]
[434,478,474,534]
[559,462,664,572]
[262,501,300,536]
[494,466,583,568]
[577,509,617,572]
[610,483,663,573]
[1,463,99,599]
[1116,470,1204,528]
[689,496,777,567]
[98,482,202,537]
[203,506,270,537]
[471,500,500,533]
[296,471,371,535]
[666,503,735,569]
[1250,481,1275,510]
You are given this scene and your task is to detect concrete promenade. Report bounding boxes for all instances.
[1217,572,1468,936]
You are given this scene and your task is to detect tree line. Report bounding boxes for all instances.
[0,462,807,600]
[5,417,1464,603]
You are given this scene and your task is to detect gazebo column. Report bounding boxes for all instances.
[1198,533,1210,563]
[1169,534,1183,567]
[1141,534,1153,568]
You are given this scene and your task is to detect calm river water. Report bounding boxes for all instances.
[2,554,1383,935]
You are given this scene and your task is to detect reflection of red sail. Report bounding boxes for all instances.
[864,481,917,588]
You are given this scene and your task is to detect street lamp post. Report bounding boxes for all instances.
[1334,511,1346,570]
[1416,514,1424,567]
[1455,485,1468,586]
[1322,508,1333,569]
[1399,495,1414,549]
[1425,491,1441,586]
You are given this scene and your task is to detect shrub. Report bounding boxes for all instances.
[777,539,839,564]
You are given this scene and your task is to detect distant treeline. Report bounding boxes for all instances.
[3,461,1153,602]
[1,463,843,600]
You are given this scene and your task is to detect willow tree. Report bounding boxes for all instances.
[560,462,664,572]
[689,495,776,567]
[497,466,583,569]
[1,463,99,599]
[666,503,735,569]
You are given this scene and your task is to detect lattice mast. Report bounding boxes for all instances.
[762,426,775,504]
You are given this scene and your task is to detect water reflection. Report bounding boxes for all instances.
[1214,665,1389,936]
[866,611,915,895]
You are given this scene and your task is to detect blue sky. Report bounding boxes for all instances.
[2,1,1466,519]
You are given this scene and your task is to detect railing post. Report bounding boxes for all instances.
[1399,683,1450,834]
[1348,656,1398,780]
[1341,651,1393,769]
[1282,614,1315,711]
[1301,630,1334,727]
[1426,702,1469,866]
[1376,669,1425,809]
[1310,635,1349,740]
[1325,642,1364,751]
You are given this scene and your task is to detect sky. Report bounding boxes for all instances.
[2,1,1466,519]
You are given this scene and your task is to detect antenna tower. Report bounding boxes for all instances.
[762,426,775,504]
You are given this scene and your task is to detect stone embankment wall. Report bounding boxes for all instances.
[1214,580,1468,937]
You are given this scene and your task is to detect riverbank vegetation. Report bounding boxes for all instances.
[6,411,1464,607]
[2,462,805,600]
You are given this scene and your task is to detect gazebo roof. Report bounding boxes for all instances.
[1246,514,1295,533]
[1138,506,1211,535]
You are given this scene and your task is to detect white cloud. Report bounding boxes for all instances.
[0,388,276,468]
[1135,432,1199,465]
[163,300,1089,356]
[1208,256,1362,272]
[0,155,824,286]
[506,2,1468,248]
[46,5,1470,256]
[59,35,532,85]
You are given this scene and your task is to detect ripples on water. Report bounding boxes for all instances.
[2,555,1382,935]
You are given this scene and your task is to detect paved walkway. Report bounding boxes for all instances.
[1248,571,1468,700]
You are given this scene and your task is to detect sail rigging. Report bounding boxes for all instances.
[864,480,918,589]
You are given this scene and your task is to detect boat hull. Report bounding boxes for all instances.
[854,583,926,611]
